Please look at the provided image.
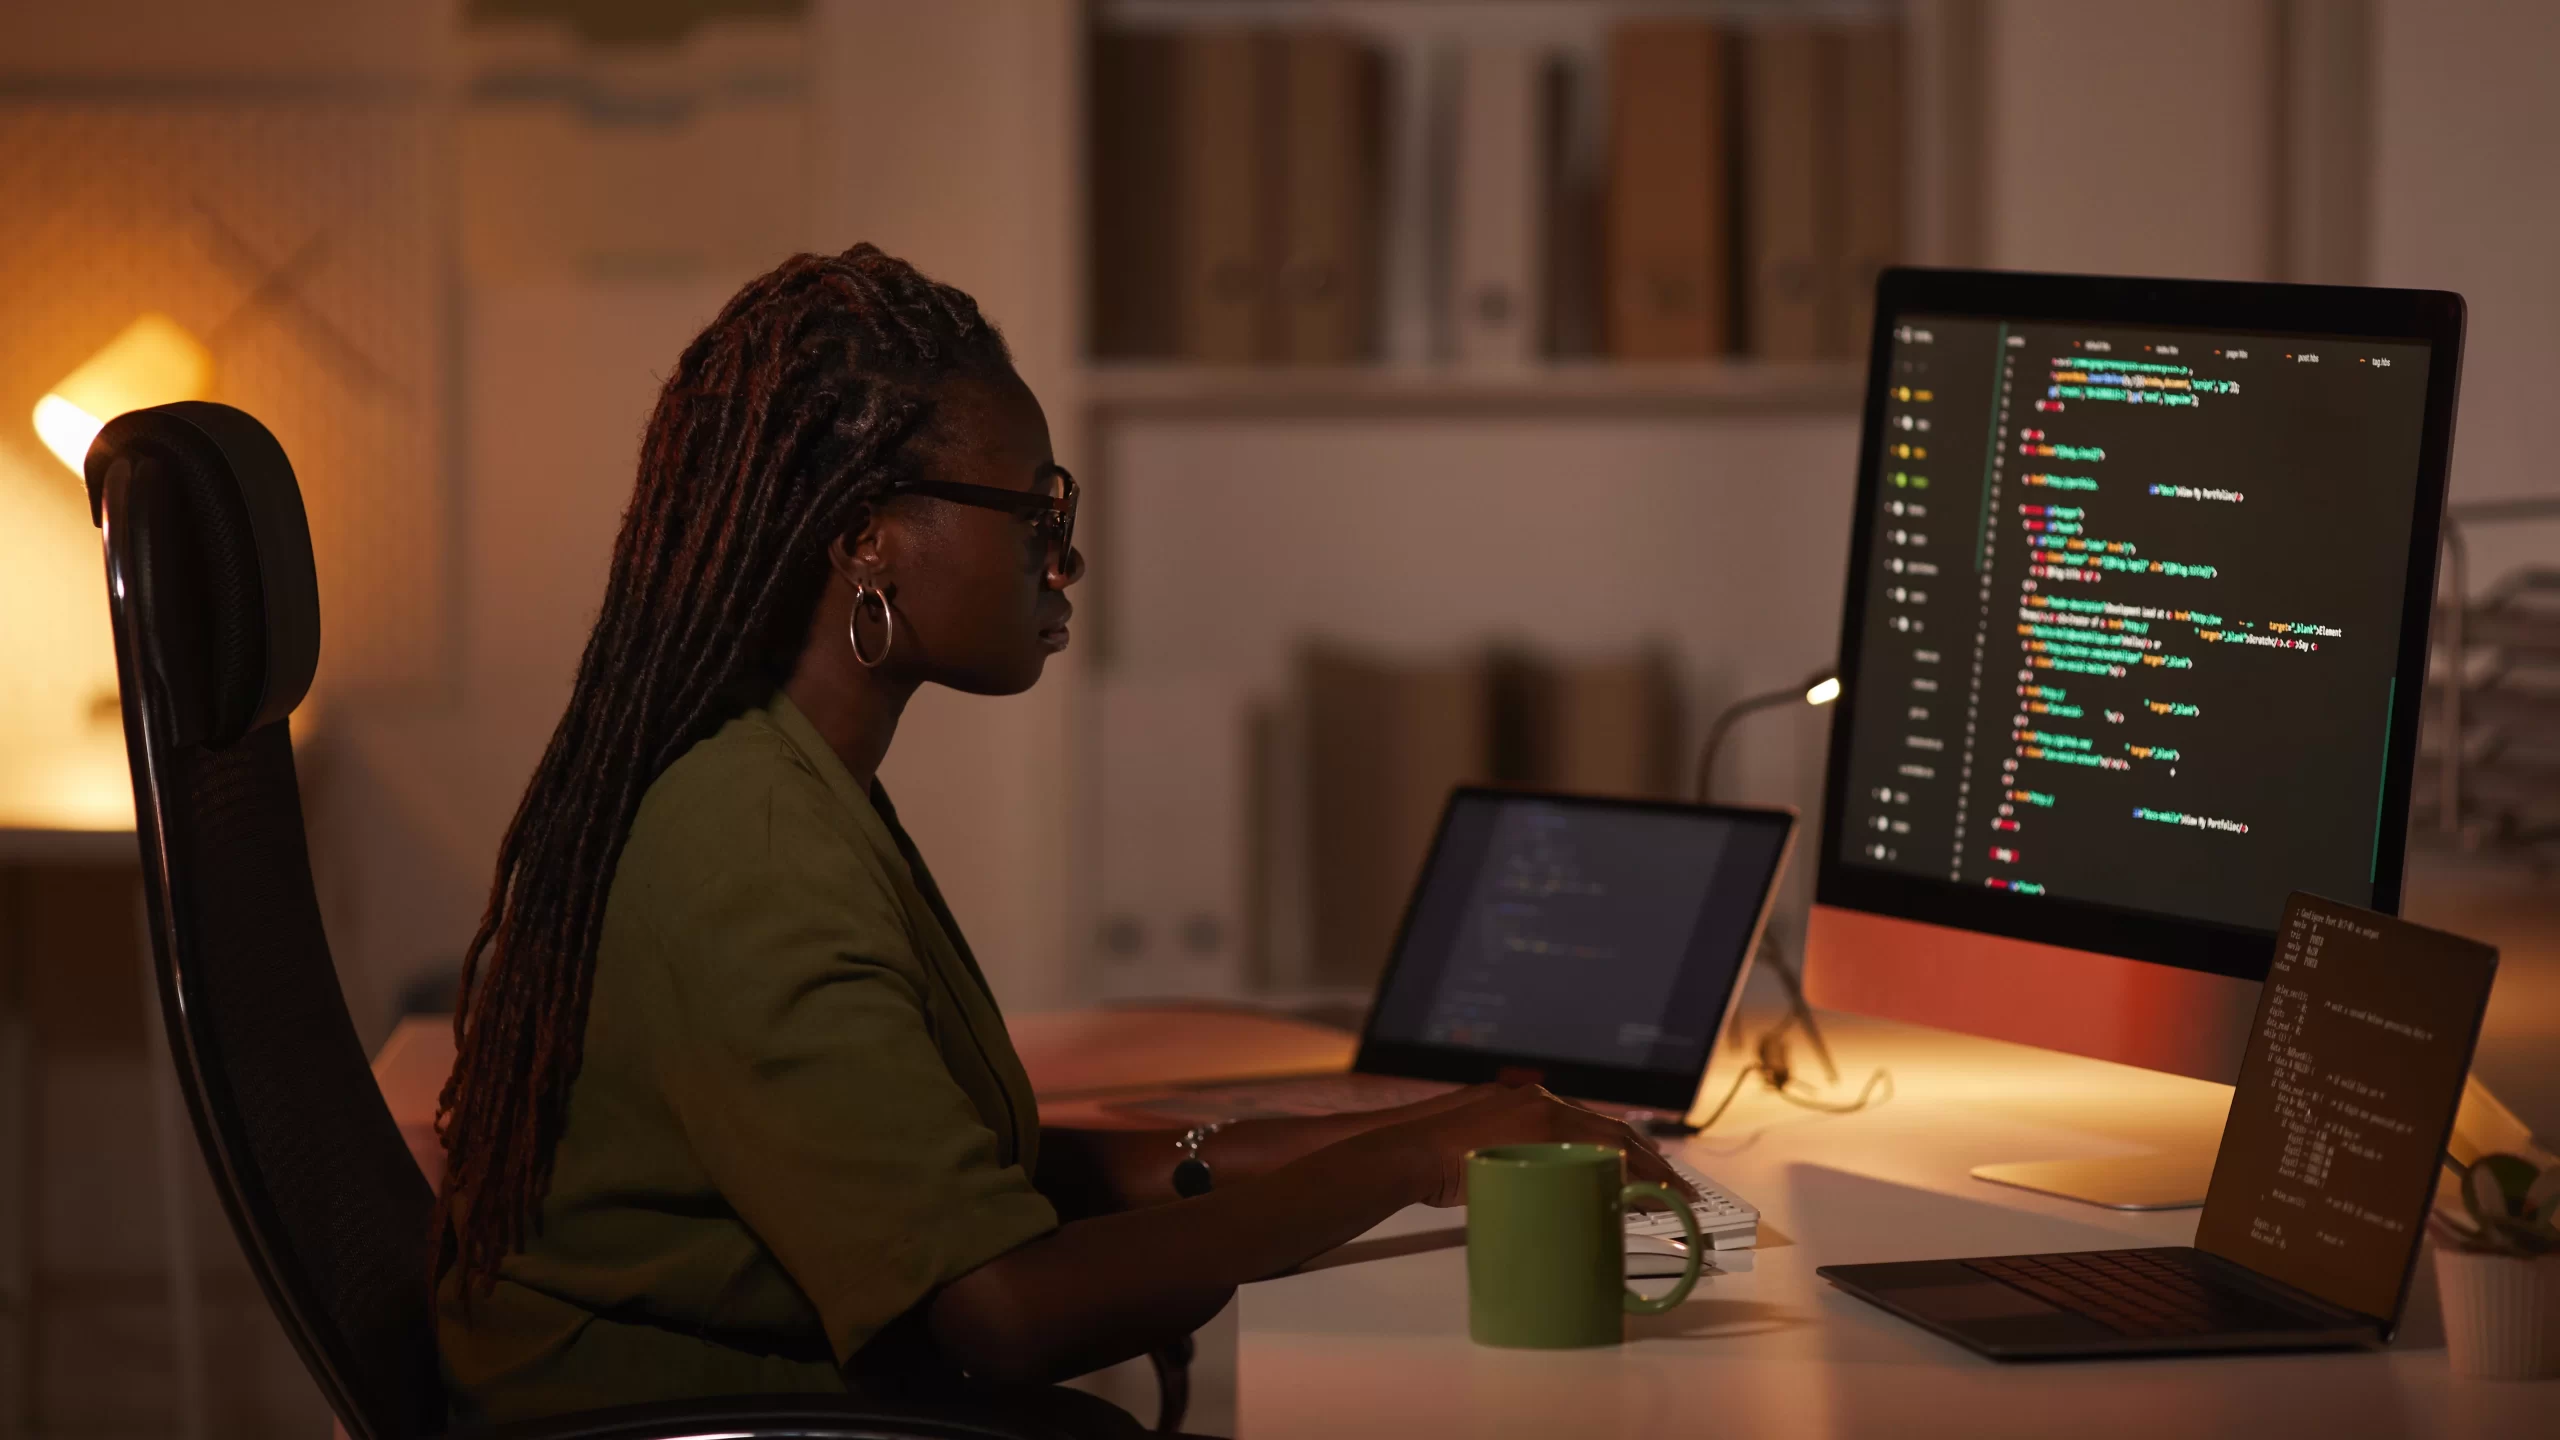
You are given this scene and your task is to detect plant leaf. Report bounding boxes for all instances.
[2526,1164,2560,1226]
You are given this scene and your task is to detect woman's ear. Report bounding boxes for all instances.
[831,503,887,587]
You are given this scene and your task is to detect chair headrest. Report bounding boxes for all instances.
[86,402,320,749]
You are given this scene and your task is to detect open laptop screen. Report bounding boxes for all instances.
[1356,789,1795,1109]
[2194,893,2497,1323]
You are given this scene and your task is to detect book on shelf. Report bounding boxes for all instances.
[1276,30,1387,364]
[1449,41,1546,368]
[1087,14,1900,371]
[1744,21,1908,362]
[1091,28,1182,358]
[1603,20,1729,360]
[1742,22,1828,363]
[1832,22,1904,358]
[1091,24,1384,364]
[1173,28,1269,363]
[1541,52,1606,359]
[1298,646,1494,992]
[1096,676,1254,998]
[1274,642,1682,992]
[1492,646,1685,798]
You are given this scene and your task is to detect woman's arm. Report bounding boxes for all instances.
[1034,1088,1483,1219]
[928,1084,1689,1387]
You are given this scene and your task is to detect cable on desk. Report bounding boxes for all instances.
[1647,1038,1895,1137]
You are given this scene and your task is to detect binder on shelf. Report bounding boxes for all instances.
[1450,41,1545,368]
[1742,23,1828,363]
[1300,646,1493,992]
[1527,651,1685,799]
[1604,21,1727,360]
[1175,28,1273,363]
[1541,53,1605,359]
[1091,28,1182,358]
[1831,24,1904,358]
[1275,29,1387,365]
[1489,646,1684,798]
[1096,677,1254,999]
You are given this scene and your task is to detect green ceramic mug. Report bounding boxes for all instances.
[1465,1142,1703,1348]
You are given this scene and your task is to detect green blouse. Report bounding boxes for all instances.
[438,693,1058,1424]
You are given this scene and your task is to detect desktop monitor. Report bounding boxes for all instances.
[1806,269,2465,1203]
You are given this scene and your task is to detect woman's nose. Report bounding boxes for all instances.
[1049,544,1086,590]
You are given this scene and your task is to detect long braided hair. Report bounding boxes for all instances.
[433,244,1013,1292]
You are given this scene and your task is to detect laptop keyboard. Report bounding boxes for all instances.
[1964,1248,2305,1338]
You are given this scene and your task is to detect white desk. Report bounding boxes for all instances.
[1238,1013,2557,1437]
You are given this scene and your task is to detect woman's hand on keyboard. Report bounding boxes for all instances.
[1382,1084,1701,1209]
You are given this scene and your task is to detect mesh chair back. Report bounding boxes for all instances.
[89,403,446,1440]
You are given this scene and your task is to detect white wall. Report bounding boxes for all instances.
[2371,0,2560,584]
[810,0,1090,1014]
[313,280,740,1027]
[1982,0,2279,280]
[1101,412,1863,984]
[1111,417,1858,701]
[300,1,1097,1029]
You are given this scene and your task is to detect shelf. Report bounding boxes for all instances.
[1082,359,1867,421]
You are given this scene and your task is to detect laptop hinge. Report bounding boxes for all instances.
[2190,1249,2384,1333]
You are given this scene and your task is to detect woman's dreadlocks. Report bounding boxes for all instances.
[432,244,1012,1292]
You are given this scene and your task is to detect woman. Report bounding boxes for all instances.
[433,245,1689,1426]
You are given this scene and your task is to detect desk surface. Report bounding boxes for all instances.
[1239,1011,2558,1438]
[0,824,137,865]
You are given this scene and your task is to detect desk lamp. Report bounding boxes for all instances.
[4,314,207,832]
[1696,669,1840,1085]
[32,314,213,475]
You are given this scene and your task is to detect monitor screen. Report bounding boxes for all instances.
[1826,284,2454,968]
[1361,791,1793,1092]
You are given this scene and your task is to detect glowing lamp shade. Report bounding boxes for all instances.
[1805,675,1841,706]
[32,314,213,474]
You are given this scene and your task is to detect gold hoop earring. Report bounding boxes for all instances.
[848,582,895,669]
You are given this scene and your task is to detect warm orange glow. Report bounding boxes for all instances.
[0,729,135,833]
[32,313,212,474]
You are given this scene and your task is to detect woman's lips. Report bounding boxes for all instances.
[1039,605,1072,652]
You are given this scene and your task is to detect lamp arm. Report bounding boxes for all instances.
[1694,687,1804,802]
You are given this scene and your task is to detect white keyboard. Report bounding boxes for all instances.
[1630,1155,1759,1250]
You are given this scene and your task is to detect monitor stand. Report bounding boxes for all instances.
[1969,1149,2215,1211]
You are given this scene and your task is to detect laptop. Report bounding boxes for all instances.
[1819,892,2498,1358]
[1121,785,1797,1249]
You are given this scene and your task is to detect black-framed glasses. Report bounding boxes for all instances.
[895,463,1077,570]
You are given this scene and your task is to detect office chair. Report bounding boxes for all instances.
[86,403,1169,1440]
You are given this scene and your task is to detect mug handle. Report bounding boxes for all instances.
[1620,1181,1704,1313]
